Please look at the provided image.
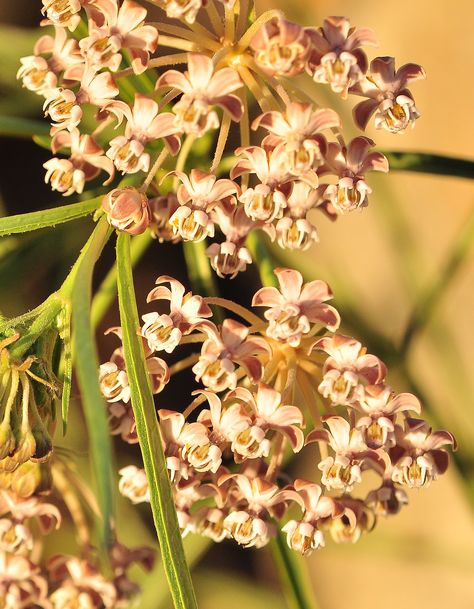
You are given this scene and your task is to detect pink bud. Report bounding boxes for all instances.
[102,187,151,235]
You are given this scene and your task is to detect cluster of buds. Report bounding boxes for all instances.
[20,2,425,279]
[0,456,154,608]
[0,330,154,607]
[100,268,455,554]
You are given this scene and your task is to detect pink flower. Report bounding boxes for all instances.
[232,145,303,223]
[351,56,426,133]
[253,103,340,175]
[306,415,382,492]
[282,479,342,555]
[197,390,252,444]
[252,267,340,347]
[354,385,421,449]
[390,418,456,488]
[193,319,269,392]
[118,465,150,504]
[366,481,408,516]
[250,17,312,77]
[157,0,205,24]
[143,276,212,353]
[158,409,222,476]
[79,0,158,74]
[17,55,57,95]
[106,94,180,174]
[0,553,49,609]
[108,401,137,444]
[313,334,386,405]
[228,384,305,452]
[307,16,377,96]
[41,0,85,30]
[44,64,119,133]
[102,187,151,234]
[34,25,83,73]
[275,182,321,251]
[18,27,81,95]
[319,136,389,214]
[219,474,301,548]
[206,205,265,278]
[48,555,117,608]
[149,194,180,243]
[169,169,239,242]
[157,54,243,136]
[45,128,114,196]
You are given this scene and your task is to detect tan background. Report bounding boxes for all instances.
[0,1,473,607]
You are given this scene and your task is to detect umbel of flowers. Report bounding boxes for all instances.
[19,0,427,276]
[101,267,455,553]
[11,0,453,603]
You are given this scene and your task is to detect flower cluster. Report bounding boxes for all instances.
[20,2,425,279]
[100,268,455,554]
[0,334,154,607]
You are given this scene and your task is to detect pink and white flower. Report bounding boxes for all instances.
[45,128,114,196]
[143,276,212,353]
[390,418,456,488]
[283,479,342,555]
[354,384,421,449]
[306,415,382,492]
[252,268,340,347]
[157,54,243,136]
[106,94,180,174]
[253,103,340,175]
[351,56,426,133]
[313,334,386,405]
[250,17,312,77]
[307,16,377,96]
[102,186,151,234]
[79,0,158,74]
[169,169,239,242]
[319,136,389,214]
[193,319,269,392]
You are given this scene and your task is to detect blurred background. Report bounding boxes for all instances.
[0,0,473,608]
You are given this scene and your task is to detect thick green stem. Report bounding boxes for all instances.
[69,217,115,547]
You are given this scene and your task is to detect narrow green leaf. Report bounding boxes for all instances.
[0,197,101,237]
[0,115,50,138]
[116,232,198,609]
[383,151,474,180]
[70,218,114,547]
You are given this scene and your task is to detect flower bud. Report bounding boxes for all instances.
[102,187,151,235]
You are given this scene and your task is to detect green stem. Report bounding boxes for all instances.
[116,232,198,609]
[69,217,115,547]
[183,240,222,322]
[382,151,474,180]
[246,231,278,288]
[270,532,316,609]
[0,197,101,237]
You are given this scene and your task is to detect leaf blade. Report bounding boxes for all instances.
[116,231,198,609]
[0,197,101,237]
